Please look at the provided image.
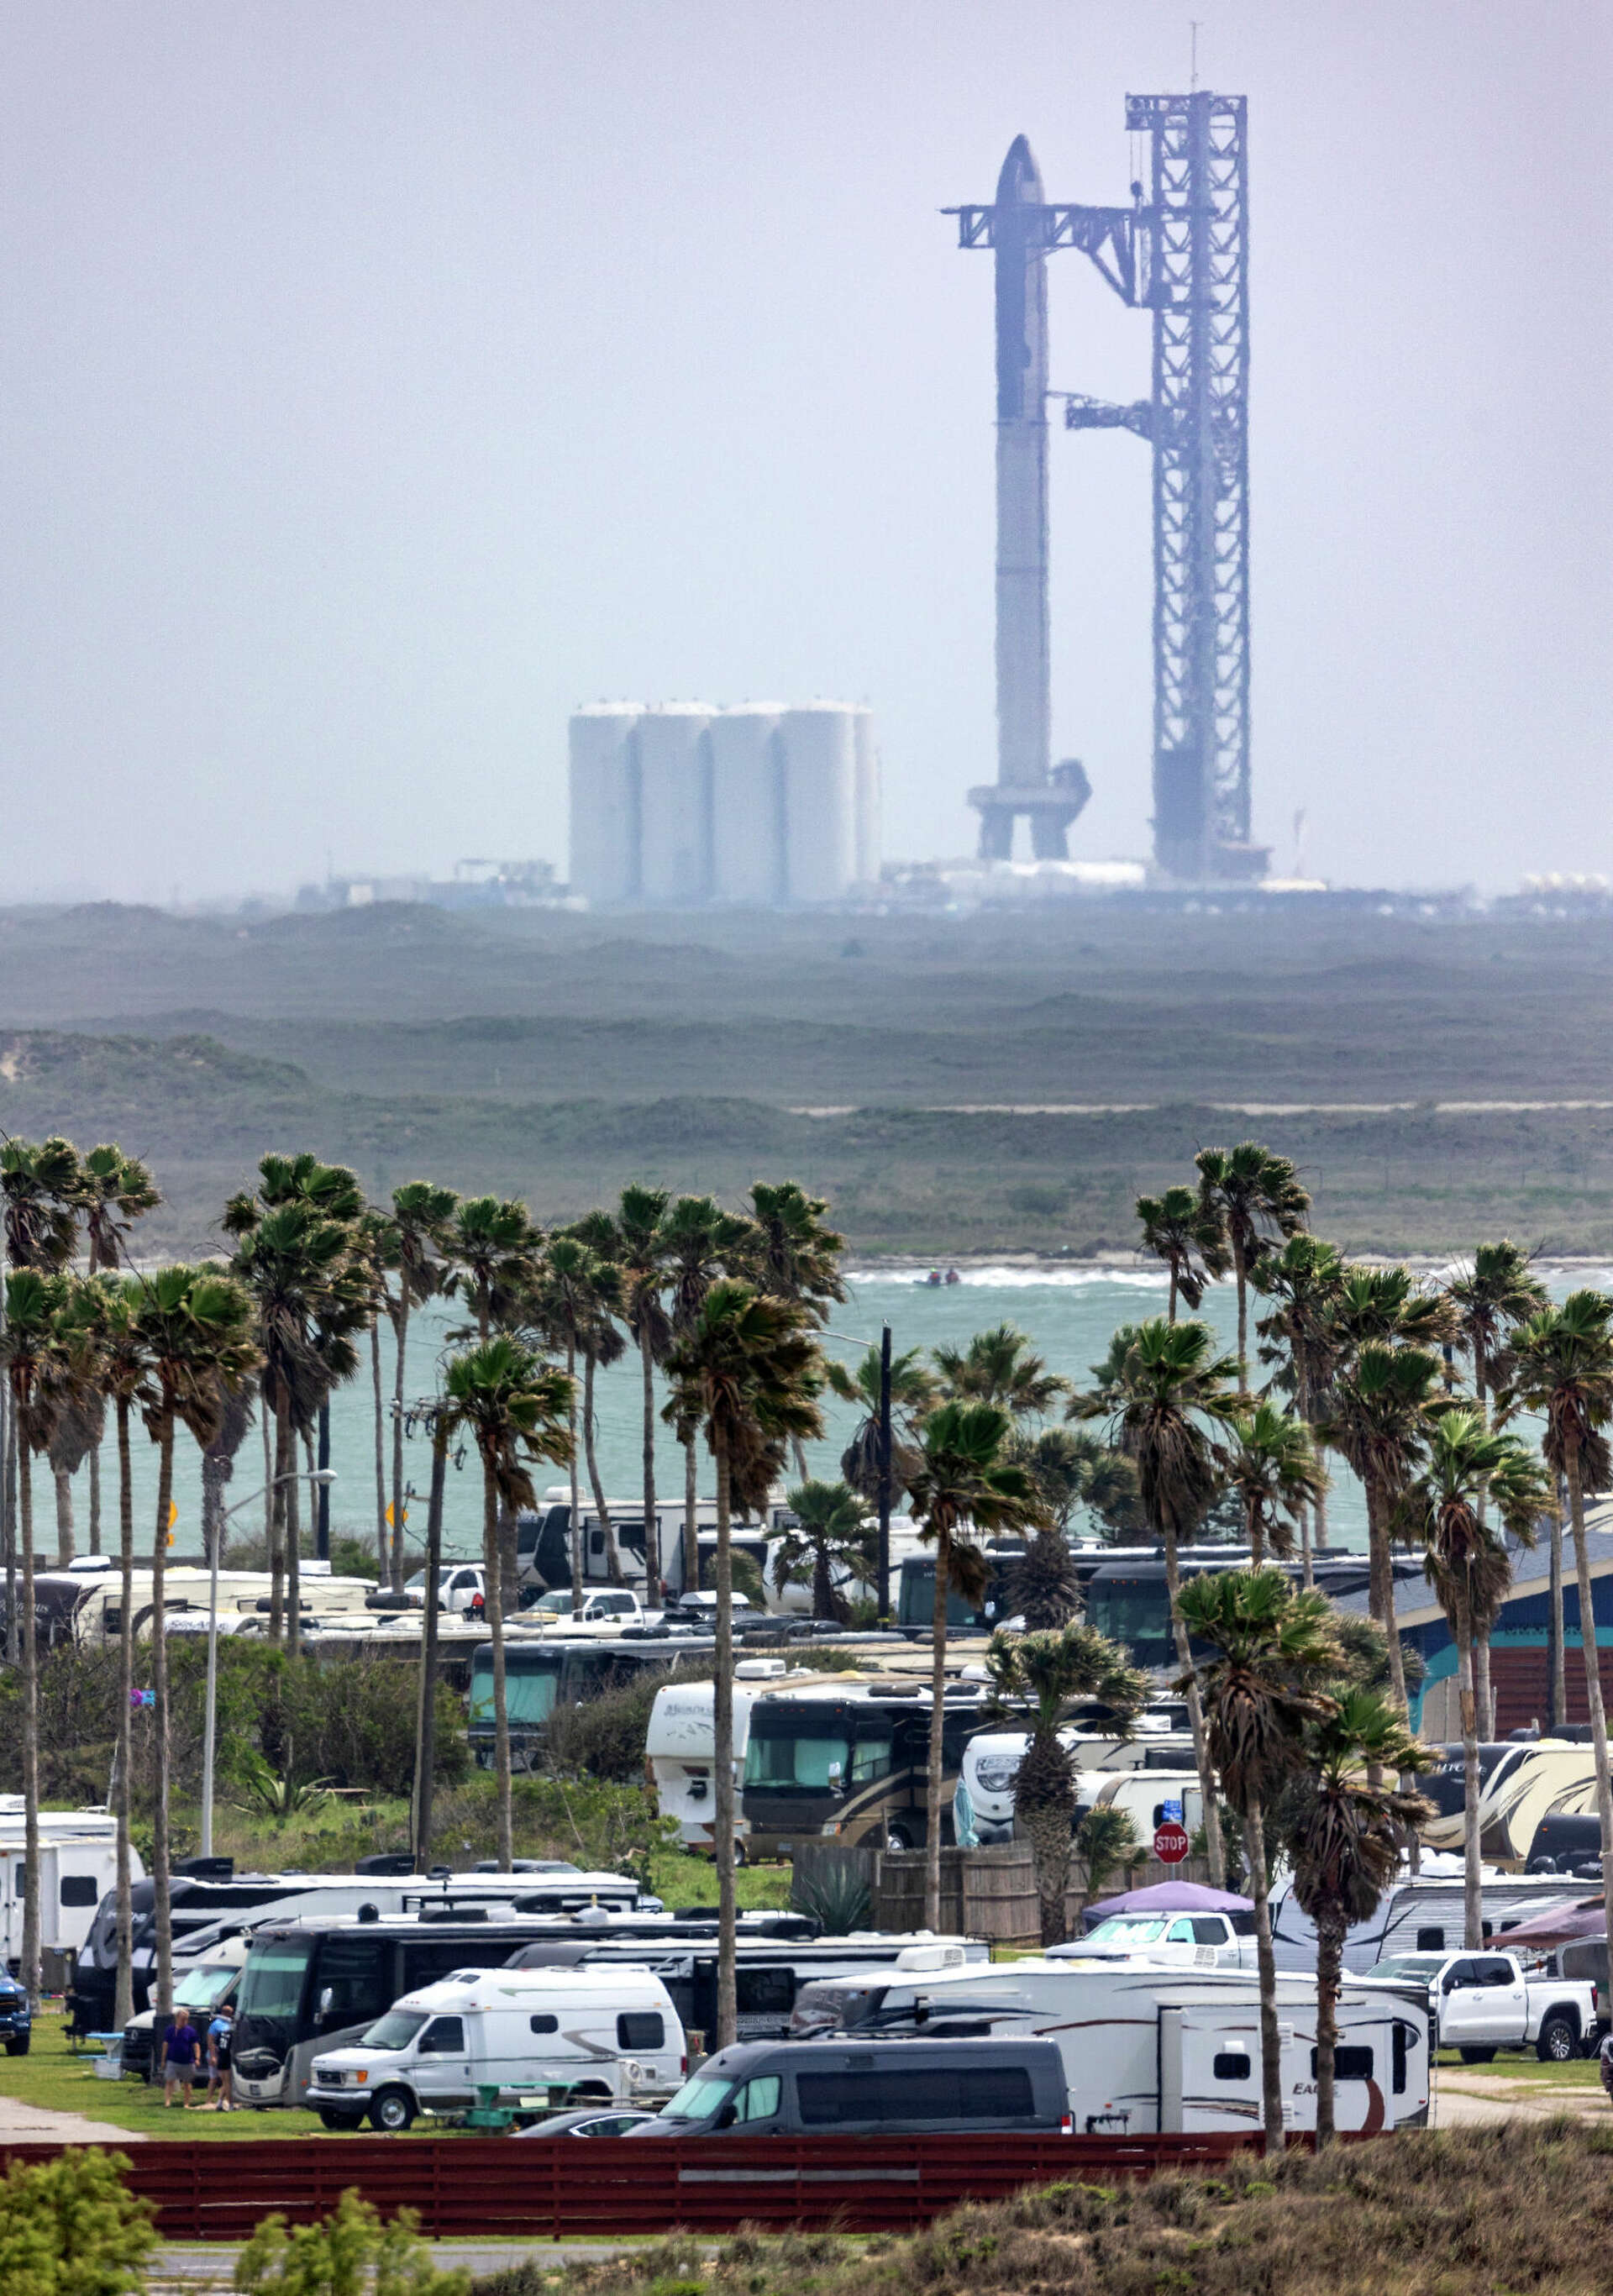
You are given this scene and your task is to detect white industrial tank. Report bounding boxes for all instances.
[709,706,785,904]
[780,705,857,902]
[568,706,644,904]
[637,705,715,903]
[851,707,881,887]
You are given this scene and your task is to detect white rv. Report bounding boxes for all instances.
[645,1665,786,1847]
[0,1821,144,1971]
[789,1957,1431,2136]
[1269,1872,1588,1974]
[961,1715,1197,1844]
[306,1964,686,2130]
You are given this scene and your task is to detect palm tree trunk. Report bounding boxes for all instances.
[1165,1512,1226,1889]
[151,1416,175,2017]
[640,1327,660,1608]
[88,1437,102,1553]
[1314,1904,1346,2146]
[1366,1475,1409,1717]
[566,1341,584,1609]
[370,1321,388,1583]
[390,1296,410,1593]
[1167,1269,1179,1325]
[1458,1595,1482,1948]
[1299,1500,1314,1590]
[260,1405,273,1543]
[1233,1237,1249,1395]
[712,1432,738,2051]
[18,1442,40,2010]
[682,1435,698,1596]
[1245,1797,1283,2155]
[113,1395,135,2029]
[481,1452,512,1872]
[1476,1631,1495,1741]
[1247,1495,1264,1568]
[284,1434,302,1658]
[925,1525,949,1931]
[412,1428,448,1871]
[269,1405,288,1644]
[3,1407,17,1668]
[812,1541,833,1623]
[53,1464,73,1566]
[1564,1445,1613,1956]
[582,1351,623,1586]
[1548,1482,1567,1732]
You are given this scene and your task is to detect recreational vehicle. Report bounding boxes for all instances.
[740,1679,993,1854]
[788,1957,1432,2136]
[960,1713,1196,1845]
[1269,1873,1589,1975]
[467,1636,714,1768]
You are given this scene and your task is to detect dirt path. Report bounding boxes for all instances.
[1435,2071,1606,2126]
[0,2091,148,2142]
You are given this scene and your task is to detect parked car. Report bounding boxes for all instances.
[514,2106,659,2138]
[1361,1949,1598,2062]
[404,1565,486,1615]
[628,2037,1071,2137]
[306,1964,686,2131]
[524,1588,646,1627]
[0,1972,30,2057]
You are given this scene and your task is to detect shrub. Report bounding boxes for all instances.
[0,2148,154,2296]
[544,1661,715,1784]
[236,2188,469,2296]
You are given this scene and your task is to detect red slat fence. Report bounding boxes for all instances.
[0,2132,1259,2241]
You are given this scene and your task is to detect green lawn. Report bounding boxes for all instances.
[1435,2046,1602,2087]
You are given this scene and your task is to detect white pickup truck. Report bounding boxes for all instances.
[1046,1908,1256,1972]
[1363,1949,1598,2062]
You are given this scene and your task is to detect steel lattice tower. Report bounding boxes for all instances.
[950,92,1259,881]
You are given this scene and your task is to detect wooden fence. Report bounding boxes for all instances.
[796,1846,1219,1951]
[0,2130,1258,2241]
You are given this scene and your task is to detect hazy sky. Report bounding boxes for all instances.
[2,3,1607,901]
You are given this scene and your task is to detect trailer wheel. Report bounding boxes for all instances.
[367,2087,416,2132]
[4,2036,27,2058]
[318,2108,362,2130]
[1458,2046,1495,2063]
[1537,2013,1578,2062]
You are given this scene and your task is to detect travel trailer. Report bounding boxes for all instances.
[789,1957,1432,2136]
[1420,1739,1610,1867]
[645,1667,778,1848]
[307,1964,686,2130]
[1269,1873,1588,1975]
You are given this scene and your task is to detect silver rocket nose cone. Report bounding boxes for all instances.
[996,134,1044,208]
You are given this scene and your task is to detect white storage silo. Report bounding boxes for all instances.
[851,709,881,888]
[569,705,644,904]
[710,707,786,905]
[637,705,716,903]
[780,705,857,903]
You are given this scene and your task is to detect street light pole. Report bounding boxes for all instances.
[199,1468,337,1857]
[877,1325,893,1622]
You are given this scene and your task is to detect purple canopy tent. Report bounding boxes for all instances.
[1081,1879,1253,1930]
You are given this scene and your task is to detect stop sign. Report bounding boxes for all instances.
[1153,1821,1190,1865]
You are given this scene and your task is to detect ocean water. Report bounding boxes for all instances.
[60,1259,1603,1571]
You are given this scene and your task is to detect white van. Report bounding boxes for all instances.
[306,1964,686,2132]
[646,1669,783,1848]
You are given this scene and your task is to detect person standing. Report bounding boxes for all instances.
[161,2005,202,2109]
[205,2000,234,2111]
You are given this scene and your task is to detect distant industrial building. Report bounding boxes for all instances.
[570,703,880,907]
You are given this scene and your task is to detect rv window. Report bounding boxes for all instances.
[315,1935,396,2030]
[529,2015,559,2035]
[618,2012,665,2052]
[732,2074,780,2122]
[11,1867,21,1894]
[418,2018,465,2055]
[1392,2023,1408,2094]
[849,1734,894,1784]
[1415,1928,1445,1952]
[736,1968,795,2015]
[1212,2052,1251,2081]
[1312,2046,1374,2081]
[589,1531,605,1557]
[60,1875,99,1908]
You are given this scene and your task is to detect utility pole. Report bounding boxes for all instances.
[316,1403,331,1562]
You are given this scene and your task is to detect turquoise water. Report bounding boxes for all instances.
[73,1261,1602,1569]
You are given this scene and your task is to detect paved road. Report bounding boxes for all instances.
[151,2240,712,2290]
[0,2093,145,2143]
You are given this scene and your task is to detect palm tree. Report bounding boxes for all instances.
[78,1276,150,2027]
[529,1235,620,1605]
[384,1183,459,1590]
[1508,1291,1613,1955]
[905,1400,1038,1927]
[933,1322,1069,1423]
[1319,1342,1442,1718]
[561,1217,633,1592]
[768,1479,873,1621]
[1251,1234,1346,1577]
[1194,1143,1311,1391]
[1399,1409,1537,1945]
[984,1621,1146,1944]
[1285,1688,1431,2144]
[355,1208,400,1579]
[663,1281,822,2043]
[1223,1400,1325,1566]
[446,1195,539,1343]
[616,1186,672,1606]
[0,1269,66,2008]
[660,1196,756,1594]
[1,1137,84,1662]
[1071,1317,1240,1886]
[441,1337,575,1868]
[1480,1442,1554,1736]
[1135,1185,1230,1322]
[134,1265,258,2019]
[227,1169,367,1647]
[76,1147,160,1549]
[1176,1568,1339,2154]
[1446,1242,1547,1426]
[43,1311,104,1564]
[826,1342,937,1505]
[744,1183,846,1477]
